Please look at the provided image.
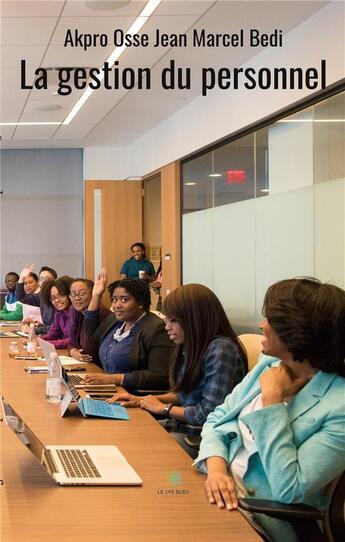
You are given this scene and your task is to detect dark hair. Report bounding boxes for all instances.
[6,272,19,280]
[41,276,73,307]
[263,278,345,376]
[130,242,146,256]
[163,284,248,393]
[71,278,94,290]
[27,272,38,282]
[39,266,57,279]
[111,278,151,312]
[108,280,121,299]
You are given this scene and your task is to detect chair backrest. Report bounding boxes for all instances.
[238,333,263,371]
[323,470,345,542]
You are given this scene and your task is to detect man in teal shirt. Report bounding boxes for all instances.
[120,243,156,281]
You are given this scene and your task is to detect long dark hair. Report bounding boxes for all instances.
[163,283,247,393]
[263,278,345,376]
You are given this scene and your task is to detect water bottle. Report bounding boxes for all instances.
[46,352,62,404]
[27,323,38,357]
[8,341,20,357]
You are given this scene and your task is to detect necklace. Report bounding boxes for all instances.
[113,312,146,342]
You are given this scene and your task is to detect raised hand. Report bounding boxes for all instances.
[19,264,35,281]
[92,268,107,298]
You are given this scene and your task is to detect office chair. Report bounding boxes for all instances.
[238,333,263,371]
[238,470,345,542]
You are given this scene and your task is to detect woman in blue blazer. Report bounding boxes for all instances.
[195,278,345,542]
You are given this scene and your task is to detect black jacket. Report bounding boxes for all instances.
[84,310,173,391]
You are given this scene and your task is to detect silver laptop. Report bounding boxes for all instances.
[1,396,142,486]
[38,338,86,368]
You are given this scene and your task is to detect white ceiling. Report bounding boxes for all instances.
[0,0,329,148]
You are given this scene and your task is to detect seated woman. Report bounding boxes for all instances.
[15,264,57,333]
[0,272,23,321]
[195,278,345,542]
[108,283,248,458]
[40,276,75,349]
[120,242,156,282]
[68,277,111,363]
[82,270,173,390]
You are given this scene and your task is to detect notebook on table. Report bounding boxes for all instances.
[1,395,141,486]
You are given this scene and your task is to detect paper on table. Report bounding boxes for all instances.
[59,356,86,366]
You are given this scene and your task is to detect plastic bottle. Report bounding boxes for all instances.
[46,352,62,404]
[8,341,20,357]
[26,323,38,357]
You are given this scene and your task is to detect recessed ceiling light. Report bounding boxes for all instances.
[209,173,222,178]
[185,182,197,186]
[35,104,62,112]
[85,1,131,10]
[261,189,270,193]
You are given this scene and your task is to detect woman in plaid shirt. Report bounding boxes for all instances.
[108,283,248,457]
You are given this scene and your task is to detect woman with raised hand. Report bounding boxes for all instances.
[195,278,345,542]
[108,283,248,458]
[15,264,57,333]
[82,269,172,390]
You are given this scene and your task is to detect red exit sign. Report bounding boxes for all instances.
[227,170,246,184]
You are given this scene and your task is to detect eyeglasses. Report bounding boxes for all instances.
[163,317,179,326]
[69,291,89,299]
[50,294,68,303]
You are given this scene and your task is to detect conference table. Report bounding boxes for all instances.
[0,334,260,542]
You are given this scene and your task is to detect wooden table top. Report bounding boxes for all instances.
[0,335,260,542]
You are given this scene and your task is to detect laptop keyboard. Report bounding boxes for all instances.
[67,374,84,385]
[82,399,114,417]
[56,448,101,478]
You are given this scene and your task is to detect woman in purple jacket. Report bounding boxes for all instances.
[40,276,78,349]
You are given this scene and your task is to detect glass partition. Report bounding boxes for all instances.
[182,89,345,333]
